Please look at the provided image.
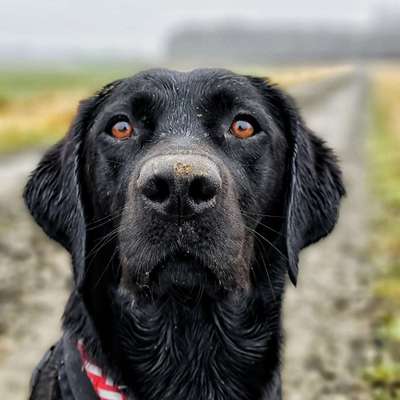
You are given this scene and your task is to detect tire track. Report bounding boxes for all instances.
[283,72,374,400]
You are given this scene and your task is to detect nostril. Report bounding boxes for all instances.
[189,176,218,204]
[142,176,170,203]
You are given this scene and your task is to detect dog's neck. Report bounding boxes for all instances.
[64,287,282,400]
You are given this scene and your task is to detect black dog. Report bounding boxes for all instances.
[25,69,344,400]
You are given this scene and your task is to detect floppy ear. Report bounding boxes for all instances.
[285,122,345,285]
[24,102,90,288]
[249,77,345,285]
[24,80,122,289]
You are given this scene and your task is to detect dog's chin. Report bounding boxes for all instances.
[124,255,230,302]
[152,257,226,300]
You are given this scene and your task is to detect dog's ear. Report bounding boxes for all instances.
[284,123,345,285]
[23,80,120,288]
[248,77,345,285]
[24,101,91,288]
[24,80,122,288]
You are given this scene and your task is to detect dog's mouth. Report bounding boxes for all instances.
[129,253,229,300]
[153,255,216,285]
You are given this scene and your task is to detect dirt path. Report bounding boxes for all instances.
[0,73,373,399]
[0,153,71,398]
[283,72,374,400]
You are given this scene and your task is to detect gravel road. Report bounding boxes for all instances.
[283,72,374,400]
[0,72,374,399]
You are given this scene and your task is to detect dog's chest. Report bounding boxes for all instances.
[116,304,279,400]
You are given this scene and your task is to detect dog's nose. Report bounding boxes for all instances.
[137,154,222,218]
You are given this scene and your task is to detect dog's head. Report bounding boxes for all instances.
[24,69,344,303]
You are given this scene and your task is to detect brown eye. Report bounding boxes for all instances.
[111,120,134,139]
[230,119,254,139]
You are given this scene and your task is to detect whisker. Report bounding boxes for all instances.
[85,227,121,260]
[240,211,285,218]
[240,210,284,237]
[93,245,119,289]
[254,240,277,302]
[243,225,288,262]
[82,224,130,285]
[87,205,130,230]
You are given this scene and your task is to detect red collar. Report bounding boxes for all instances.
[77,340,127,400]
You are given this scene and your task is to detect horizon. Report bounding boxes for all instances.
[1,0,399,63]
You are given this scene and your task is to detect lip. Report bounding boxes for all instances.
[149,253,206,279]
[146,252,221,292]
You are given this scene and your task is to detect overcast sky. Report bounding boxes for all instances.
[0,0,397,59]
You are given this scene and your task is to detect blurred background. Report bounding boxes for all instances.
[0,0,399,399]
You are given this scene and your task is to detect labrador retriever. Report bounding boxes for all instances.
[25,68,345,400]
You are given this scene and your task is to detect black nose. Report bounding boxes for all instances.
[138,155,222,218]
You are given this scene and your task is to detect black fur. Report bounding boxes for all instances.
[25,69,345,400]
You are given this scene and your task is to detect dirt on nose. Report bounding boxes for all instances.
[174,162,193,177]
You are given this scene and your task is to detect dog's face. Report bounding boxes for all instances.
[82,69,288,297]
[24,68,344,303]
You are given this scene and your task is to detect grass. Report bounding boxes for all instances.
[0,66,143,154]
[364,66,400,400]
[0,64,350,155]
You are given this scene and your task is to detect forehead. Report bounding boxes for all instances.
[105,68,261,106]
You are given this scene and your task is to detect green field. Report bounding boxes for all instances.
[0,65,348,154]
[0,67,142,153]
[365,67,400,400]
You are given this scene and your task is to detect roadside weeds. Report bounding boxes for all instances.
[364,68,400,400]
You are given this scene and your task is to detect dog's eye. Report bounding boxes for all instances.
[111,120,134,140]
[229,118,255,139]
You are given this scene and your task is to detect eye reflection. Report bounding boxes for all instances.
[230,119,255,139]
[111,120,134,140]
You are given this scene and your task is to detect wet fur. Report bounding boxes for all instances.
[25,69,345,400]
